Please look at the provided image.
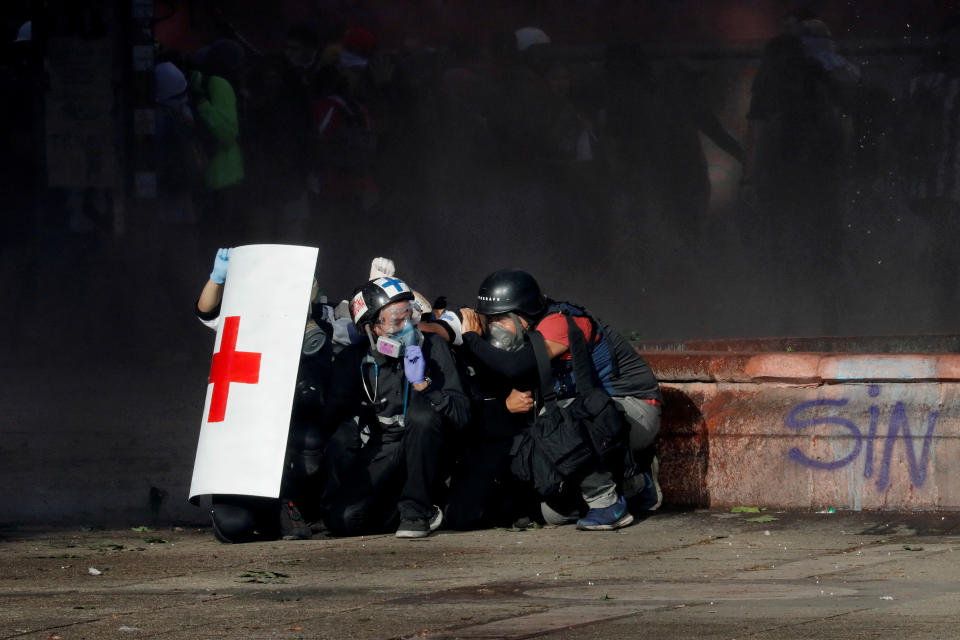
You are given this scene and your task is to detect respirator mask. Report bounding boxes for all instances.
[486,313,525,352]
[368,301,422,358]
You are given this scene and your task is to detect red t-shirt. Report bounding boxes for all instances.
[535,313,593,360]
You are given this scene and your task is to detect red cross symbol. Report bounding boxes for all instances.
[207,316,262,423]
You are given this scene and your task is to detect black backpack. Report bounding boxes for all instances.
[509,312,634,497]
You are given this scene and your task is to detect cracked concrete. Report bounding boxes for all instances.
[2,510,959,639]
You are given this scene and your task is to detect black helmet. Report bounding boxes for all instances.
[476,269,546,317]
[350,276,415,328]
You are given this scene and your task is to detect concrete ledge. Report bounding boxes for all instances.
[642,339,960,511]
[636,334,960,354]
[644,352,960,384]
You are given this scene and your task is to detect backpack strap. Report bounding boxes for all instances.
[564,312,597,394]
[598,318,621,379]
[528,330,557,412]
[578,306,622,380]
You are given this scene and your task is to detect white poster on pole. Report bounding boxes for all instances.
[189,244,319,500]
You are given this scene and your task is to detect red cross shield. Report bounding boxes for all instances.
[190,244,319,501]
[207,316,262,423]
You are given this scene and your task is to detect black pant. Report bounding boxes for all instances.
[209,419,327,543]
[322,400,445,536]
[444,398,537,530]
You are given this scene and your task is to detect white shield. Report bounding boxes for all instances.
[189,244,319,500]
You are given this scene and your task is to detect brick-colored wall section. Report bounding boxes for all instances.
[643,349,960,511]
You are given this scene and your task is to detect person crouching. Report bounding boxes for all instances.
[319,276,470,538]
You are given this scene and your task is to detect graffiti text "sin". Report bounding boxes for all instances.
[784,385,938,491]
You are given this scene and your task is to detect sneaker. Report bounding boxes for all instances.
[396,506,443,539]
[576,495,634,531]
[634,455,663,512]
[279,499,312,540]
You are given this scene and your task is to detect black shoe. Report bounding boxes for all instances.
[396,506,443,539]
[279,499,312,540]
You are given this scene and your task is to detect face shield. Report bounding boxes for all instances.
[372,300,421,357]
[376,300,414,334]
[486,313,525,351]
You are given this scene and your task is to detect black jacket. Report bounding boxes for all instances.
[322,333,470,434]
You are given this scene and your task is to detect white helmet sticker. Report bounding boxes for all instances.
[373,276,411,297]
[350,291,369,322]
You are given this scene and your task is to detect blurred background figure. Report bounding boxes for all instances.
[184,39,248,254]
[893,12,960,328]
[243,52,313,244]
[740,9,861,336]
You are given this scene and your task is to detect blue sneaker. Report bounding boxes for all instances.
[633,456,662,512]
[576,496,634,531]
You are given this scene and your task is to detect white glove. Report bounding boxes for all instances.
[369,257,396,280]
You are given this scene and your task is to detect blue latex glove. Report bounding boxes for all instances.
[210,248,231,284]
[403,345,426,384]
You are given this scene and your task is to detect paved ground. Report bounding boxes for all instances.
[3,509,960,639]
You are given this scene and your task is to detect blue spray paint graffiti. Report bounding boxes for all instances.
[784,385,939,491]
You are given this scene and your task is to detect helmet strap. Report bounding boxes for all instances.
[364,325,377,350]
[509,312,526,338]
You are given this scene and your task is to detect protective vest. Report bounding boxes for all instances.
[538,301,661,403]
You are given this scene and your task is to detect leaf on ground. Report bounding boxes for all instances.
[744,515,778,523]
[131,526,152,532]
[731,506,762,513]
[239,570,289,584]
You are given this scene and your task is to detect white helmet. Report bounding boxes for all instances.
[514,27,550,52]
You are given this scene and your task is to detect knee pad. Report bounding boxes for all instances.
[210,496,277,543]
[286,449,324,479]
[286,422,326,479]
[323,502,363,537]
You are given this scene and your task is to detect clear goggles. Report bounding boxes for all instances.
[375,301,414,335]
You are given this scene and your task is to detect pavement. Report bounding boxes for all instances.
[3,509,960,640]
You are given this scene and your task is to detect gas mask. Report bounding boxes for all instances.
[368,301,422,358]
[487,313,525,351]
[302,318,327,355]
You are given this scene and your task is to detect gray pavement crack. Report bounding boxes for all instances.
[0,594,238,640]
[729,606,876,639]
